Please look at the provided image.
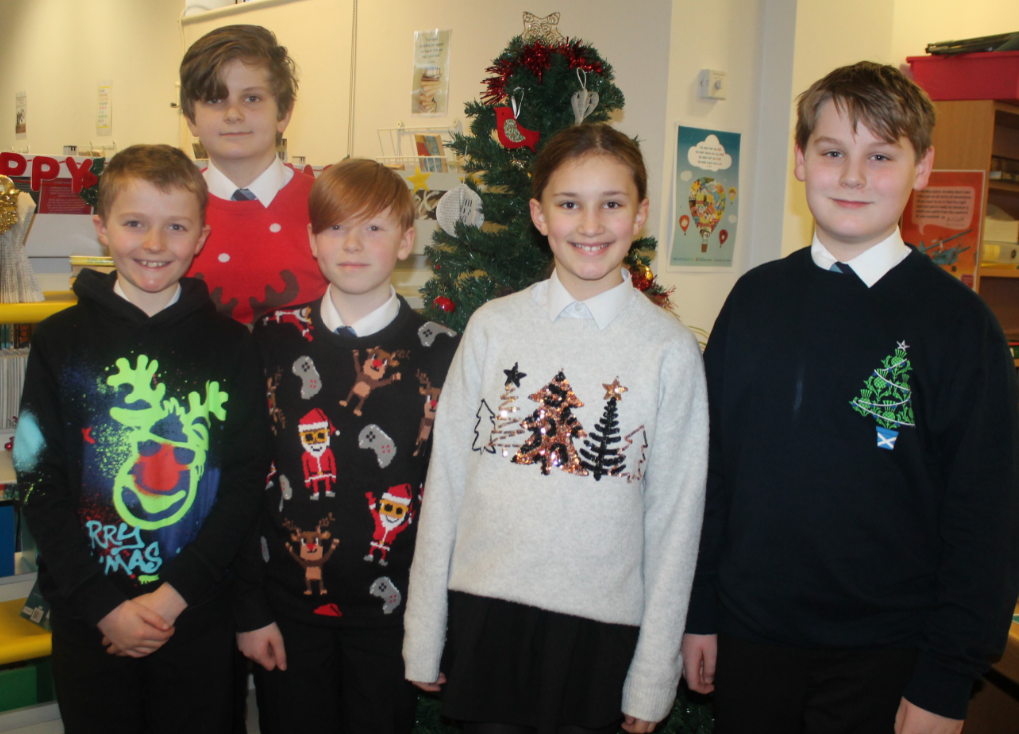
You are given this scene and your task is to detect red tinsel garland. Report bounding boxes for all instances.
[483,38,604,105]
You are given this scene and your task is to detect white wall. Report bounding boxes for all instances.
[16,0,1014,330]
[654,0,797,332]
[0,0,182,154]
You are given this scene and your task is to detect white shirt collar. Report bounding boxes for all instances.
[204,156,293,207]
[320,285,400,337]
[810,229,910,288]
[531,268,635,329]
[113,279,181,313]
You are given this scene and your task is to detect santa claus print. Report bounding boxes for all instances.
[364,484,415,566]
[299,408,338,500]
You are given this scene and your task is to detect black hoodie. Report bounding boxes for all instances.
[16,270,269,637]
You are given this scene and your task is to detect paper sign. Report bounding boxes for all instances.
[15,92,26,136]
[97,81,112,136]
[412,30,451,116]
[901,170,984,288]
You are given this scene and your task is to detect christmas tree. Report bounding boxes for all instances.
[419,34,672,332]
[513,370,588,476]
[472,399,496,453]
[579,378,628,480]
[488,362,528,456]
[850,341,914,449]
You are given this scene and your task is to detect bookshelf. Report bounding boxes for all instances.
[930,101,1019,339]
[0,293,76,325]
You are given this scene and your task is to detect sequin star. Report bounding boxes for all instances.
[603,378,628,401]
[897,341,909,351]
[504,362,527,388]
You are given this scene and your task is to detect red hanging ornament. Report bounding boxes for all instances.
[495,89,540,153]
[433,296,456,313]
[629,263,653,292]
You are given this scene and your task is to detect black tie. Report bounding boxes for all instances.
[830,262,850,274]
[232,188,257,201]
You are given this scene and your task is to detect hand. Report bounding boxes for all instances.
[411,672,446,692]
[681,633,718,694]
[894,698,963,734]
[97,600,174,658]
[133,583,188,628]
[237,623,288,671]
[622,716,657,733]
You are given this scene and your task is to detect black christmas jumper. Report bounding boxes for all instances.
[686,247,1019,720]
[236,296,459,631]
[15,270,269,639]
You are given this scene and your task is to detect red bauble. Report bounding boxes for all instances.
[433,296,456,313]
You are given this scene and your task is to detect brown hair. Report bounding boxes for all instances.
[179,25,297,123]
[308,159,415,234]
[532,123,648,202]
[97,145,208,224]
[796,61,936,161]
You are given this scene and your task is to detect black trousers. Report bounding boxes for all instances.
[50,610,234,734]
[714,633,919,734]
[253,616,416,734]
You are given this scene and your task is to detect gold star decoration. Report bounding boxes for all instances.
[407,166,431,192]
[0,176,20,235]
[603,378,628,401]
[522,11,565,44]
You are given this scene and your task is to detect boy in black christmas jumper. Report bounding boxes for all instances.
[234,159,459,734]
[682,62,1019,734]
[14,145,269,734]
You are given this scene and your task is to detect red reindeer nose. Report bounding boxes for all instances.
[372,359,383,369]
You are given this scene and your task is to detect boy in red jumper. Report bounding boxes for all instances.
[180,24,327,324]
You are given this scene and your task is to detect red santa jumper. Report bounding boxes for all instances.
[299,408,337,500]
[365,484,415,566]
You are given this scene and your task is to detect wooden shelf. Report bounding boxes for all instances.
[980,266,1019,279]
[990,180,1019,194]
[0,292,76,324]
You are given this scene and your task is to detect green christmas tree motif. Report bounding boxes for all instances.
[850,341,914,449]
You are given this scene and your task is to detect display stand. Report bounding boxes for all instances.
[376,121,462,173]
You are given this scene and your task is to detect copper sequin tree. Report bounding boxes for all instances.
[512,370,588,476]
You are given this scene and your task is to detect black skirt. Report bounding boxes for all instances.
[439,591,640,732]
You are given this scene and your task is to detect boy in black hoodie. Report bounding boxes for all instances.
[14,144,268,734]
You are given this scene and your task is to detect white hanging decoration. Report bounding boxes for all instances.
[436,183,484,236]
[571,69,599,125]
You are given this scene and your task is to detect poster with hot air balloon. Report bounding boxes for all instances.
[670,125,741,268]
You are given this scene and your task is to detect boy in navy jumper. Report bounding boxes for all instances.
[682,61,1019,734]
[15,145,268,734]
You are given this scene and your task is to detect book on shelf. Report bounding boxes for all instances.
[70,254,115,281]
[415,133,448,173]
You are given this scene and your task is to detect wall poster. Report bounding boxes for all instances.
[670,125,741,269]
[901,169,984,289]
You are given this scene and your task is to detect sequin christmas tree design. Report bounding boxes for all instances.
[513,370,588,476]
[579,378,628,481]
[488,362,527,457]
[850,341,914,450]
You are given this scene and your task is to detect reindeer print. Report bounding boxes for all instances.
[283,513,339,595]
[339,348,408,417]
